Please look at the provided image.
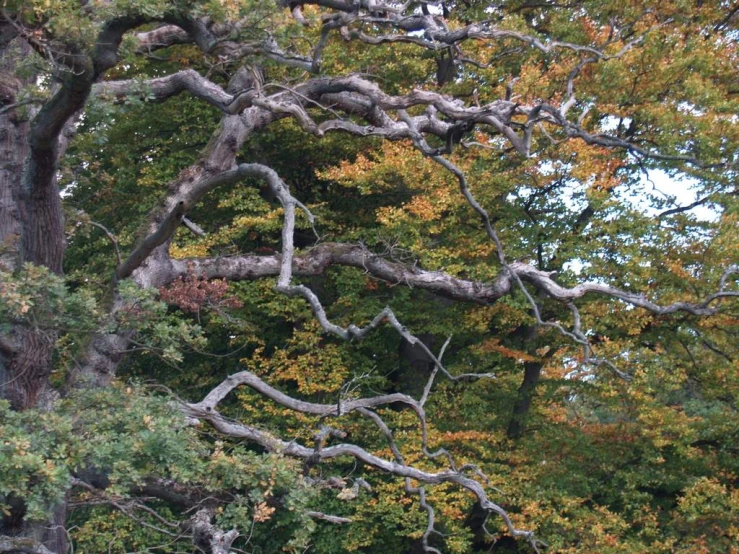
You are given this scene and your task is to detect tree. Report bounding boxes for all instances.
[1,1,738,552]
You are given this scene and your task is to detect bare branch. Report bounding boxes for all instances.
[181,217,206,237]
[168,245,738,318]
[0,537,55,554]
[116,201,185,280]
[184,405,537,545]
[134,24,190,53]
[0,97,43,115]
[306,511,353,524]
[81,217,122,266]
[189,368,420,417]
[94,69,244,113]
[189,509,238,554]
[510,262,739,316]
[169,243,512,303]
[658,195,713,218]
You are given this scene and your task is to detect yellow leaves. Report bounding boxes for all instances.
[696,313,739,330]
[169,206,287,259]
[40,459,57,480]
[376,205,405,227]
[462,306,498,333]
[674,477,739,551]
[210,440,226,461]
[336,487,358,501]
[664,259,693,281]
[141,414,155,431]
[0,279,34,317]
[483,302,532,331]
[213,0,242,19]
[252,501,276,523]
[441,429,494,443]
[31,0,64,18]
[579,16,612,44]
[169,241,209,259]
[515,62,550,103]
[318,152,376,188]
[435,487,469,521]
[405,187,457,224]
[247,326,350,395]
[272,345,348,395]
[538,402,569,425]
[636,404,698,449]
[13,438,30,457]
[318,141,448,199]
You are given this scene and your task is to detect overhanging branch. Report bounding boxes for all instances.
[167,245,738,317]
[184,406,538,546]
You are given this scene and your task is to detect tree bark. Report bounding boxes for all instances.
[506,360,543,440]
[0,71,23,271]
[0,57,27,405]
[397,333,436,398]
[0,28,70,554]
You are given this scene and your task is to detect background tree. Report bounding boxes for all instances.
[1,1,738,553]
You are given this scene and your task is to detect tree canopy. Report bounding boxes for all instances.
[1,1,738,553]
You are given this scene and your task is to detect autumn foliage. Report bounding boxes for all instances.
[1,1,738,553]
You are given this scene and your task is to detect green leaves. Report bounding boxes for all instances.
[117,280,207,363]
[0,263,100,333]
[0,400,72,520]
[0,386,316,551]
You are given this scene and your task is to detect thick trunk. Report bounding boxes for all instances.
[17,147,65,273]
[0,33,69,553]
[0,60,26,404]
[0,76,24,272]
[0,36,63,407]
[0,497,66,554]
[1,44,60,410]
[0,12,211,552]
[2,329,56,411]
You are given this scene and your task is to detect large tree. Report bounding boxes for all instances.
[1,1,738,552]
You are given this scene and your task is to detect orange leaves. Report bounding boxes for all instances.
[405,196,436,220]
[319,140,444,197]
[576,421,639,446]
[476,338,539,363]
[318,151,376,189]
[159,272,242,314]
[567,142,625,192]
[389,187,456,225]
[252,501,276,523]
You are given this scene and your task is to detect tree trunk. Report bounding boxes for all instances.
[397,333,436,398]
[0,30,69,553]
[506,360,543,440]
[0,58,26,404]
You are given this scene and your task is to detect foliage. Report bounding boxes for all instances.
[1,0,738,553]
[0,386,316,553]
